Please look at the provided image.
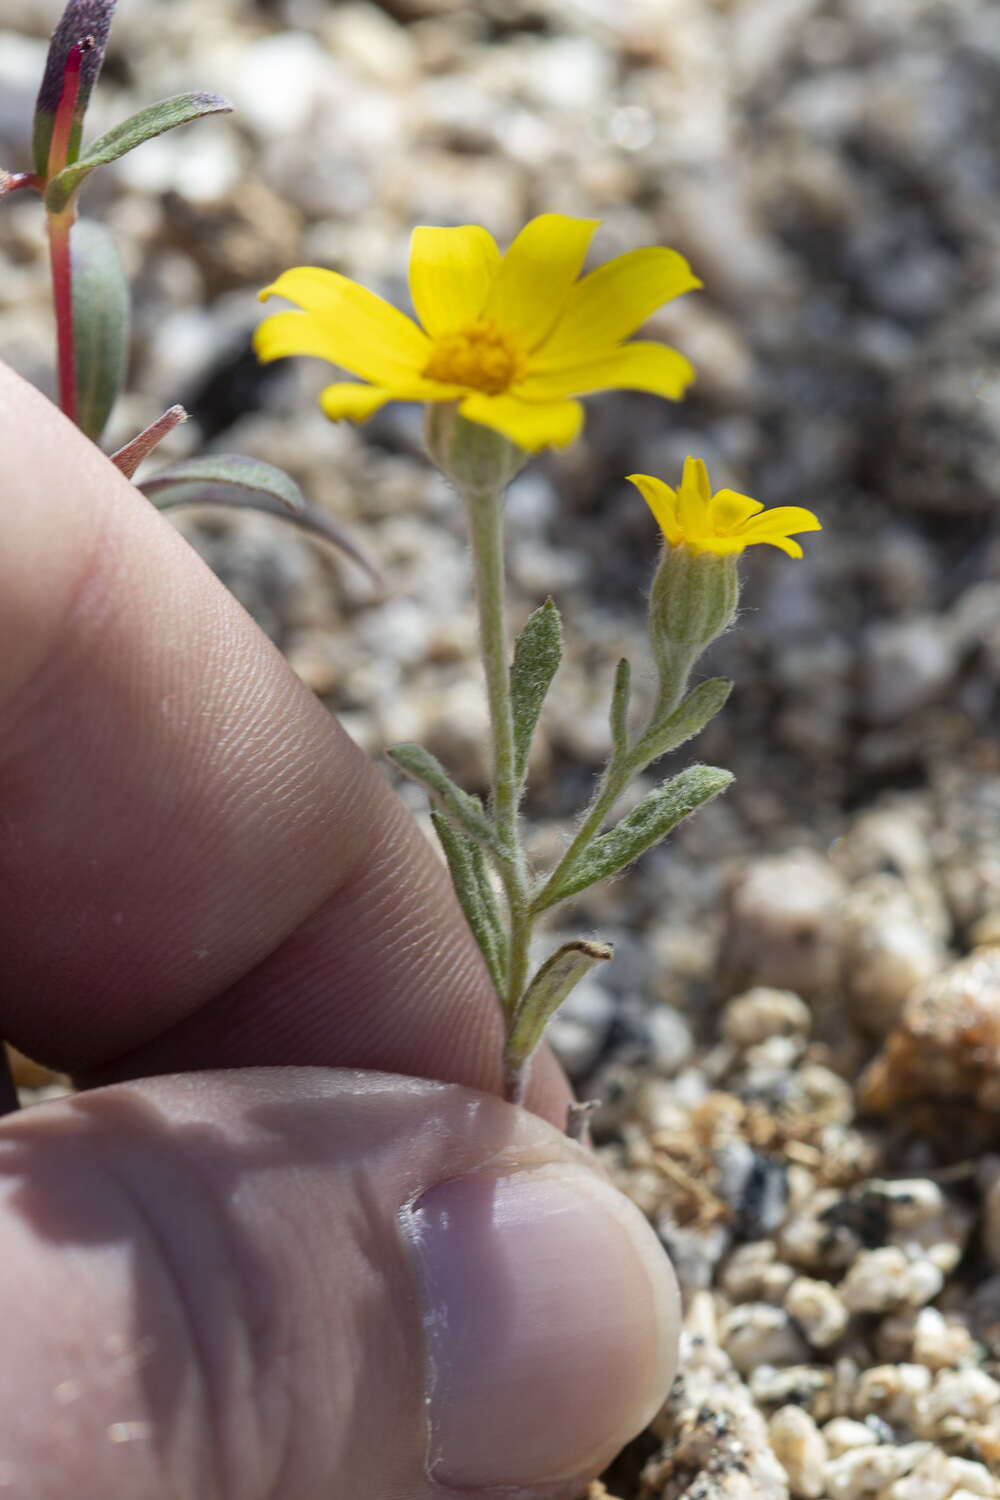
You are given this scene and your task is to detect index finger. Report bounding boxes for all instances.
[0,363,570,1123]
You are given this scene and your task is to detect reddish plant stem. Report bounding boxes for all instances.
[0,171,44,199]
[48,211,78,426]
[46,40,86,181]
[45,39,90,426]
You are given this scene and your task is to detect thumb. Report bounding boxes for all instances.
[0,1069,679,1499]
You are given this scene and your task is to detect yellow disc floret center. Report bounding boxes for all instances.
[423,319,524,396]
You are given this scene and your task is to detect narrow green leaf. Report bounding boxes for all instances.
[140,456,382,585]
[430,812,506,995]
[506,940,613,1062]
[511,598,562,782]
[387,743,501,853]
[71,217,128,441]
[45,92,231,213]
[33,0,117,175]
[537,764,733,911]
[141,455,304,513]
[610,657,631,761]
[636,676,733,766]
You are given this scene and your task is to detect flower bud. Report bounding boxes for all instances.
[424,404,527,496]
[648,543,739,705]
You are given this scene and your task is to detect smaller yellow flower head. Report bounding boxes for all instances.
[629,458,822,559]
[254,214,701,453]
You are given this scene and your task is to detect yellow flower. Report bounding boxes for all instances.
[629,458,822,558]
[254,214,700,452]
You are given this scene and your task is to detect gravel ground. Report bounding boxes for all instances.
[3,1,1000,1497]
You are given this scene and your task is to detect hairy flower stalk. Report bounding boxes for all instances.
[256,214,823,1110]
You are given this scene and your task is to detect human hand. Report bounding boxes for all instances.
[0,362,679,1500]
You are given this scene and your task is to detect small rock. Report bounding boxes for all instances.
[858,947,1000,1129]
[840,1248,943,1313]
[716,1138,790,1238]
[840,874,948,1036]
[719,1302,811,1375]
[645,1005,696,1076]
[861,616,958,724]
[786,1276,850,1349]
[719,850,846,998]
[822,1419,885,1457]
[852,1364,932,1426]
[770,1405,828,1500]
[720,1242,797,1305]
[750,1364,835,1420]
[722,987,813,1048]
[825,1442,933,1500]
[911,1307,977,1371]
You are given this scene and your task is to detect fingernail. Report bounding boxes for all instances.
[406,1163,680,1489]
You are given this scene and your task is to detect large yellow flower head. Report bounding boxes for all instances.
[629,458,822,558]
[254,214,701,452]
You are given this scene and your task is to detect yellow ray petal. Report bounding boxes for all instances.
[516,341,694,401]
[408,225,502,337]
[255,311,356,365]
[537,247,702,363]
[319,383,395,422]
[481,214,599,352]
[710,488,764,532]
[752,535,805,557]
[458,392,583,451]
[676,467,709,537]
[682,457,712,503]
[627,474,682,545]
[738,506,823,541]
[259,267,430,386]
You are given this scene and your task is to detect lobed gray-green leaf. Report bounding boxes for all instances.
[609,657,632,761]
[387,743,500,852]
[537,763,733,910]
[510,598,562,783]
[506,940,613,1061]
[636,676,733,765]
[430,812,506,995]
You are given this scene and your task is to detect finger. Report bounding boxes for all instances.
[0,364,567,1120]
[0,1069,679,1498]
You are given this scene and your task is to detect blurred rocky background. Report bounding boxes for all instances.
[3,3,1000,1498]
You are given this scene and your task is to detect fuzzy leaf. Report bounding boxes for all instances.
[142,455,305,512]
[33,0,117,175]
[71,218,128,441]
[637,676,733,765]
[387,743,501,853]
[609,657,631,761]
[511,598,562,782]
[140,456,382,584]
[536,764,733,911]
[431,812,506,995]
[506,940,613,1061]
[45,92,231,213]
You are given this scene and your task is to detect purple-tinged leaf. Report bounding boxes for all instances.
[110,406,187,479]
[33,0,117,176]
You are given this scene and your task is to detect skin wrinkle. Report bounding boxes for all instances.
[98,1155,226,1500]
